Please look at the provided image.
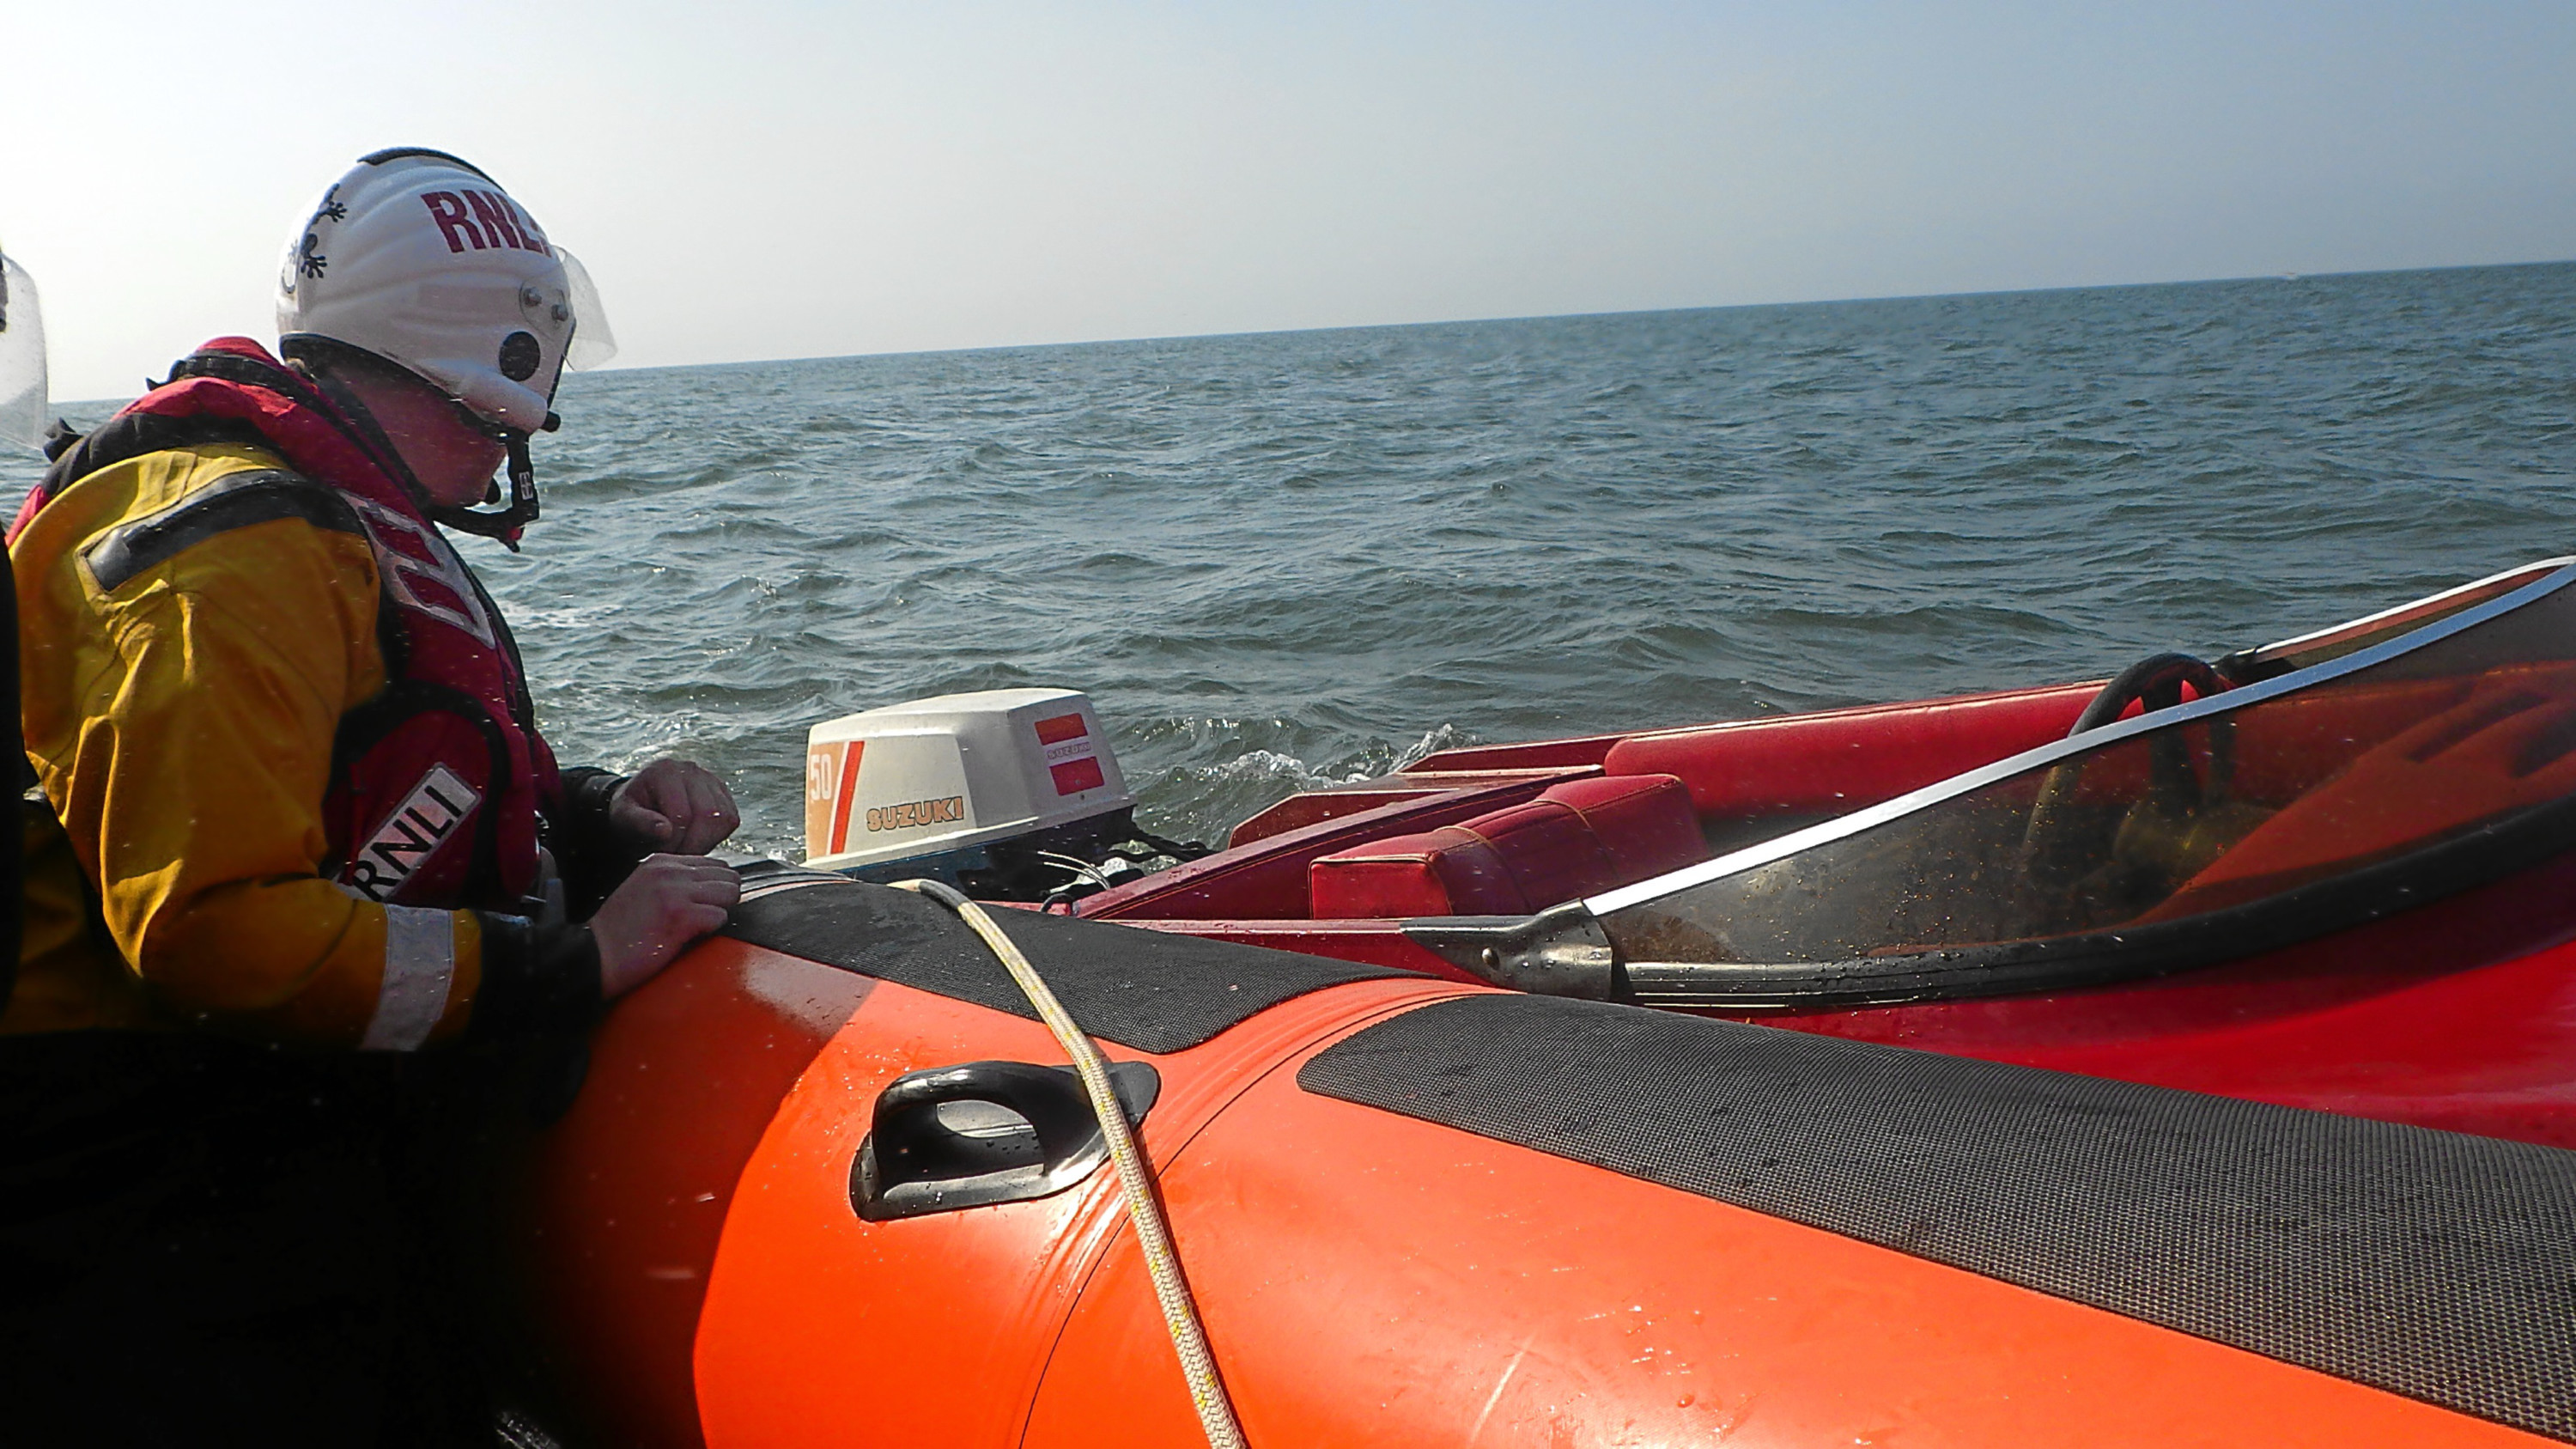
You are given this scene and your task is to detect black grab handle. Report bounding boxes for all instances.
[849,1059,1161,1222]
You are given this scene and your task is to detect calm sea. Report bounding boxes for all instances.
[12,263,2573,860]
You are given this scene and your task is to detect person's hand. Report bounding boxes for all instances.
[590,854,741,999]
[610,758,740,855]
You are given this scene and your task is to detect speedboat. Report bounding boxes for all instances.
[787,557,2576,1149]
[494,557,2576,1446]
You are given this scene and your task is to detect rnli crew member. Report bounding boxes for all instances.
[0,150,738,1441]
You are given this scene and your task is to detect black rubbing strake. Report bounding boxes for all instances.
[724,880,1410,1054]
[1298,993,2576,1441]
[82,470,363,592]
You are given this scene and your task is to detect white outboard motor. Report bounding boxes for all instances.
[803,688,1165,898]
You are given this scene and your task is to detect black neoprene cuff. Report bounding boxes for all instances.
[468,912,604,1040]
[562,766,625,822]
[552,767,647,919]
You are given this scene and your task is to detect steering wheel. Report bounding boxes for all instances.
[2020,652,2234,889]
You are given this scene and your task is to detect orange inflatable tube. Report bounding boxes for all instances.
[507,874,2576,1448]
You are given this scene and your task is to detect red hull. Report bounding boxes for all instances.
[1072,678,2576,1148]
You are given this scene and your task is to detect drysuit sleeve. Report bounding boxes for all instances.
[46,517,597,1048]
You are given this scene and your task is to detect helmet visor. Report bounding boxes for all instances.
[0,253,48,450]
[558,247,617,372]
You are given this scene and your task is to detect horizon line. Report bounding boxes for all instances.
[52,253,2574,409]
[585,253,2576,379]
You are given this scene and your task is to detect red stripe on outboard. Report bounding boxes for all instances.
[829,741,865,854]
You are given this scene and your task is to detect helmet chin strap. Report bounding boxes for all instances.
[431,419,550,551]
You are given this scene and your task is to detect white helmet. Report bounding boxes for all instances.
[0,242,47,451]
[276,148,613,435]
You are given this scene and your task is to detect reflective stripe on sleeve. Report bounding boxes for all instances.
[359,904,457,1051]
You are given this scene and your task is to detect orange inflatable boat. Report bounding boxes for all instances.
[501,868,2576,1447]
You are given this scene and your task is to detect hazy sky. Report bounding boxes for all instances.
[7,2,2571,400]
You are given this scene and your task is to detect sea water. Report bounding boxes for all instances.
[11,262,2571,860]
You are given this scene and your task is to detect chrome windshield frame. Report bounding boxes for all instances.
[2238,556,2573,667]
[1583,557,2576,919]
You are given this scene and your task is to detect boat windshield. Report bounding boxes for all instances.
[1590,560,2576,1007]
[2226,558,2567,677]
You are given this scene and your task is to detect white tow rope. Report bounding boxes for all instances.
[893,879,1249,1449]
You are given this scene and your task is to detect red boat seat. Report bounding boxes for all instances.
[1542,773,1712,881]
[1307,825,1530,917]
[1309,773,1705,918]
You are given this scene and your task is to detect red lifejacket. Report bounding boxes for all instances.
[14,337,562,911]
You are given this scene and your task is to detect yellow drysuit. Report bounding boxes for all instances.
[6,440,575,1046]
